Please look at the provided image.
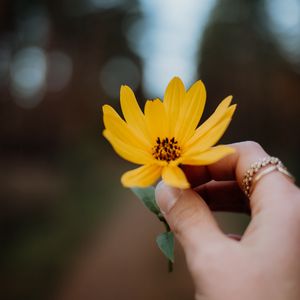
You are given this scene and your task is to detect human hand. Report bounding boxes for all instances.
[155,141,300,300]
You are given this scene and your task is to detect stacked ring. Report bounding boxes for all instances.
[242,156,294,197]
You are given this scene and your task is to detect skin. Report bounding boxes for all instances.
[155,141,300,300]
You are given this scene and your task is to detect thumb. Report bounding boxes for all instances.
[155,181,227,255]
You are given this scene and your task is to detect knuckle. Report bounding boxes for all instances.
[243,140,263,152]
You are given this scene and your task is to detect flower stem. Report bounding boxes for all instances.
[162,219,173,273]
[163,219,170,232]
[168,257,173,272]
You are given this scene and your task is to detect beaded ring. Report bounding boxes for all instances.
[242,156,294,197]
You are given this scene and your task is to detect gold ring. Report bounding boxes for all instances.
[242,156,294,197]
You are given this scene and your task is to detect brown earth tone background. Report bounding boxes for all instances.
[0,0,299,299]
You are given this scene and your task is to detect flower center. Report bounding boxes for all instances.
[152,137,181,162]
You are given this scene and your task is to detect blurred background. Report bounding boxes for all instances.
[0,0,299,299]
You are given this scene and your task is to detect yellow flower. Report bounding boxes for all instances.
[103,77,236,189]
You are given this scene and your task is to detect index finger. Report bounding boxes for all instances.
[182,141,265,187]
[182,141,297,213]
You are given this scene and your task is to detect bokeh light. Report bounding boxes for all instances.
[137,0,216,96]
[9,46,47,108]
[265,0,300,66]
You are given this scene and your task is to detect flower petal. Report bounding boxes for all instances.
[176,80,206,143]
[103,130,153,165]
[181,145,235,165]
[103,105,150,150]
[121,164,162,187]
[162,165,190,189]
[185,96,233,147]
[144,99,168,143]
[222,104,236,120]
[182,114,235,157]
[120,85,150,142]
[163,77,185,136]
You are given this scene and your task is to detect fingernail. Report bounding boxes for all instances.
[155,181,182,214]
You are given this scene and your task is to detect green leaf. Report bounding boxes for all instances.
[131,187,160,215]
[156,231,174,263]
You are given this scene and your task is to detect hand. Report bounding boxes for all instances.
[155,141,300,300]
